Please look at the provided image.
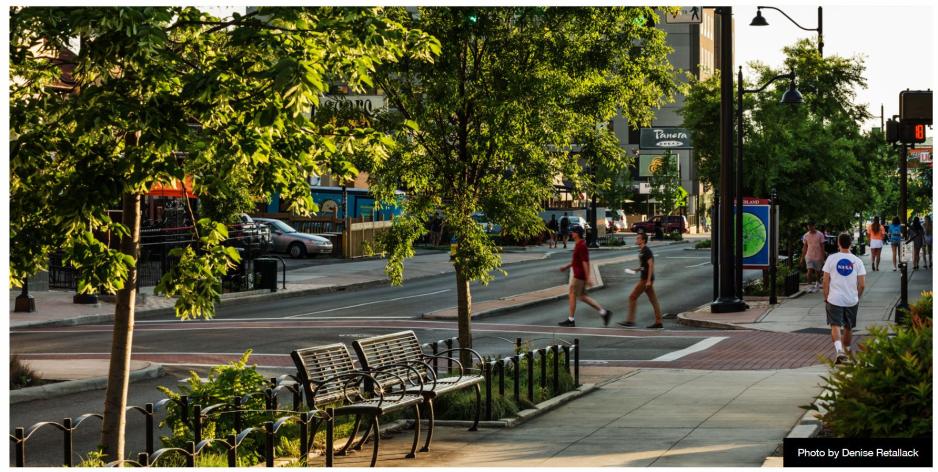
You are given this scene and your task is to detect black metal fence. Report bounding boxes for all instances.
[10,337,580,468]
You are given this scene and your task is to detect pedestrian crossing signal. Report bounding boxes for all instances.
[900,122,927,144]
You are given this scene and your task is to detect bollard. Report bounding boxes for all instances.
[15,427,25,467]
[897,262,910,324]
[265,421,275,467]
[527,351,535,402]
[498,359,506,396]
[138,452,150,467]
[186,441,195,467]
[145,403,155,455]
[551,345,560,394]
[513,354,521,405]
[539,349,547,389]
[573,339,580,387]
[299,413,310,465]
[325,408,335,467]
[484,363,493,421]
[63,417,73,467]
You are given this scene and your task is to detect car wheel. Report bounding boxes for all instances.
[288,243,307,259]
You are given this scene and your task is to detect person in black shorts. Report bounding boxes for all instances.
[618,232,663,329]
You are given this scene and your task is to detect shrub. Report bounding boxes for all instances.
[10,355,39,389]
[694,239,711,249]
[668,231,683,241]
[898,291,933,326]
[807,297,932,438]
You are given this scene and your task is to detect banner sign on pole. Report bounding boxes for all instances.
[738,198,772,269]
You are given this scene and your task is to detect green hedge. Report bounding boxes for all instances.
[807,292,932,438]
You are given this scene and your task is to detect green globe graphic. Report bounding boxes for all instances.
[742,212,767,258]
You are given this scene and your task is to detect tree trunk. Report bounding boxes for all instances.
[455,265,473,368]
[100,191,142,462]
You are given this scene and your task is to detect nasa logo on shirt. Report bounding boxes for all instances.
[836,258,854,276]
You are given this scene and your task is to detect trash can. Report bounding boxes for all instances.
[254,258,279,292]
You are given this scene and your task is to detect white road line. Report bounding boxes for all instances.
[685,261,710,268]
[136,316,414,323]
[651,336,727,361]
[20,352,292,357]
[285,289,451,318]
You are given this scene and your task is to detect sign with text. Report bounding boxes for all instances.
[319,94,387,116]
[664,7,704,24]
[638,154,679,177]
[639,127,693,150]
[736,199,773,269]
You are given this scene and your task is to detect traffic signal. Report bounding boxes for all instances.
[886,119,899,143]
[900,123,927,144]
[900,90,932,125]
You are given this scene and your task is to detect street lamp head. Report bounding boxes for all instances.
[750,9,769,26]
[781,80,804,105]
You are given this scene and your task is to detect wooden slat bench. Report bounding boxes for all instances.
[291,343,424,467]
[352,331,484,453]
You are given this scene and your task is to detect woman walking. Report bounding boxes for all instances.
[924,215,933,268]
[907,216,925,270]
[888,216,903,271]
[866,216,886,271]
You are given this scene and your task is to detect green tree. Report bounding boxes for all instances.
[681,38,874,246]
[368,7,679,362]
[649,151,687,215]
[10,6,437,462]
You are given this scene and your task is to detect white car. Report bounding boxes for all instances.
[252,217,334,258]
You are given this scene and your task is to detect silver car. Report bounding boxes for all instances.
[252,217,334,258]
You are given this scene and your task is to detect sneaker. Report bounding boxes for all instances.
[601,310,612,327]
[646,323,664,329]
[834,354,849,365]
[807,286,817,293]
[558,319,575,327]
[616,321,637,328]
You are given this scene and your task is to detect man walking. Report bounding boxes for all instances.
[546,214,559,249]
[823,233,866,364]
[559,212,571,249]
[801,222,826,293]
[618,232,663,329]
[558,226,611,327]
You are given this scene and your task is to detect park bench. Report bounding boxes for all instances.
[290,343,425,467]
[352,331,484,453]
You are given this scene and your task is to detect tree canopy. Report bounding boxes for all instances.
[367,7,680,358]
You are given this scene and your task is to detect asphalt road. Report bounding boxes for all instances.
[10,244,766,466]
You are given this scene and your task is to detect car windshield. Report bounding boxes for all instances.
[268,220,297,233]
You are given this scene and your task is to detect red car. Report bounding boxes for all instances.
[630,215,689,234]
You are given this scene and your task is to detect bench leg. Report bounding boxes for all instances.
[419,400,435,453]
[470,383,481,432]
[407,404,421,459]
[369,416,381,467]
[338,414,362,456]
[355,415,376,451]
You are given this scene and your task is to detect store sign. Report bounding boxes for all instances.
[735,198,776,269]
[319,94,387,116]
[639,127,693,150]
[638,154,678,177]
[909,146,932,166]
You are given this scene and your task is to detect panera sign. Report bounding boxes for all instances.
[639,127,693,150]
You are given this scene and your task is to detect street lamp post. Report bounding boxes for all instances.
[736,67,803,300]
[751,6,823,56]
[711,7,747,313]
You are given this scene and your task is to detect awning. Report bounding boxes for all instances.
[149,176,197,198]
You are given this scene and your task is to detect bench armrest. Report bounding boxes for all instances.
[368,363,425,401]
[422,354,469,383]
[312,372,384,408]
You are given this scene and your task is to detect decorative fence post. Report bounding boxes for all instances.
[265,421,275,467]
[484,362,493,421]
[513,354,521,405]
[227,434,237,467]
[526,351,535,402]
[551,345,560,394]
[63,417,73,467]
[574,338,580,387]
[145,403,155,455]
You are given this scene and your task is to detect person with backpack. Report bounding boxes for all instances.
[888,216,903,271]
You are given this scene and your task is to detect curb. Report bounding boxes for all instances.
[10,363,165,404]
[675,289,809,331]
[760,400,825,467]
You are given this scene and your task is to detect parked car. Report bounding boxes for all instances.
[229,214,273,257]
[252,217,334,258]
[605,209,627,232]
[630,215,689,234]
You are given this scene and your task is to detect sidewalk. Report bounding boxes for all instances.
[331,366,825,467]
[680,251,932,333]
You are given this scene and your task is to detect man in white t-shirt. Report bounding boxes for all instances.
[822,232,866,364]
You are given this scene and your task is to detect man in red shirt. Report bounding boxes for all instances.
[558,226,612,327]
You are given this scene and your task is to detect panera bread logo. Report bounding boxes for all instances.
[640,127,693,150]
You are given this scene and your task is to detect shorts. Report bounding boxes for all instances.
[890,240,901,247]
[570,278,586,296]
[926,236,933,245]
[826,303,858,329]
[806,259,824,271]
[870,239,884,249]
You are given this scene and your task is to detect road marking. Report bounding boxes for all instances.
[134,316,415,323]
[651,336,727,361]
[685,261,710,268]
[19,352,292,357]
[285,289,451,318]
[665,256,710,259]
